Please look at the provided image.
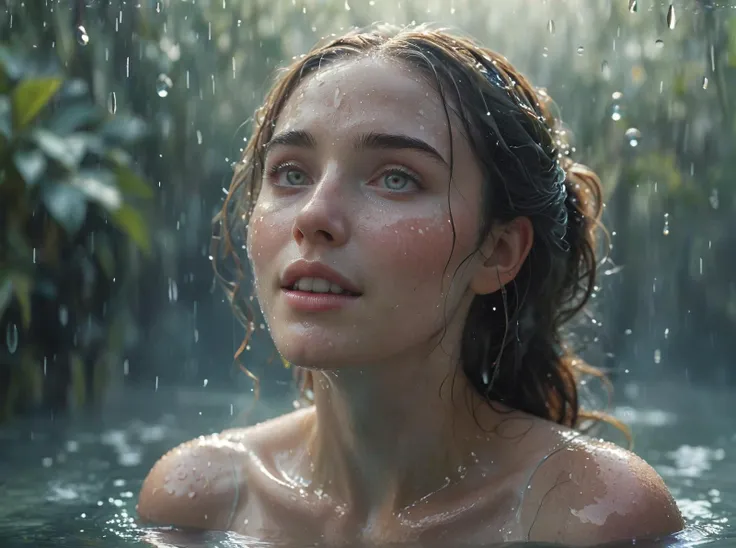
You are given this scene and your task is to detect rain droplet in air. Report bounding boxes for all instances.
[76,25,90,46]
[667,5,676,30]
[628,0,638,13]
[344,0,351,10]
[547,20,555,35]
[168,279,178,302]
[59,306,69,327]
[655,39,664,49]
[576,46,584,55]
[709,189,719,209]
[702,76,709,90]
[6,323,19,354]
[601,60,611,80]
[107,92,117,114]
[611,91,624,121]
[662,213,670,236]
[156,74,173,98]
[625,127,641,147]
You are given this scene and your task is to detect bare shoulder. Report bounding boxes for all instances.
[136,431,250,530]
[520,433,685,546]
[137,409,313,530]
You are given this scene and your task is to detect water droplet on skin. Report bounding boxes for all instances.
[156,74,173,98]
[667,5,676,30]
[177,471,187,480]
[625,127,641,147]
[76,25,89,45]
[188,491,196,499]
[333,87,342,108]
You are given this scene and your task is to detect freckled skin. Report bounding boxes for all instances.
[138,57,684,546]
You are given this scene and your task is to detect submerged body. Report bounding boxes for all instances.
[138,406,680,546]
[138,25,683,546]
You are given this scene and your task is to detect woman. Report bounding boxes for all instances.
[137,24,685,546]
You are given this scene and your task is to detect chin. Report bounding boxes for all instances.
[273,331,358,371]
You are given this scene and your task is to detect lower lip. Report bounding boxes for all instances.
[281,289,360,311]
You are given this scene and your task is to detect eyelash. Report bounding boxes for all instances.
[266,162,422,191]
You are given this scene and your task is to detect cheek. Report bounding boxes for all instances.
[246,207,286,281]
[369,214,478,287]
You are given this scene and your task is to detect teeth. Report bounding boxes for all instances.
[293,277,346,294]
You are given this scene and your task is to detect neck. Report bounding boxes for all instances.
[304,350,496,519]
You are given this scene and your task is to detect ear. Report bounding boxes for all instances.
[469,217,534,296]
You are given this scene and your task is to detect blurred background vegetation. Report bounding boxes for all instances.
[0,0,734,422]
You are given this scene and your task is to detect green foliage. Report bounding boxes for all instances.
[0,44,153,420]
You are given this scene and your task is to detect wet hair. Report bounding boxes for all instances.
[214,23,627,438]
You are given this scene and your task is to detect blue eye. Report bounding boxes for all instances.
[382,168,419,192]
[267,163,309,186]
[284,168,307,186]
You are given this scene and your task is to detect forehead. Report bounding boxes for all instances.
[274,57,456,152]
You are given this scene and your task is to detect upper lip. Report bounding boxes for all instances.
[281,259,362,295]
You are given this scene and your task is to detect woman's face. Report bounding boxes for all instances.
[247,56,487,370]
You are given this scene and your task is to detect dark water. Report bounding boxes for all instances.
[1,382,735,547]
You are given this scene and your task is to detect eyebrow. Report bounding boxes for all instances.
[264,129,448,167]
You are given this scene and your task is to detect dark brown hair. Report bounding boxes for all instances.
[213,24,627,438]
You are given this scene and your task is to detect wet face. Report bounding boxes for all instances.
[247,56,488,370]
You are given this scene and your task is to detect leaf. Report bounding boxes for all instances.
[110,203,151,253]
[0,46,25,82]
[47,104,101,135]
[0,273,31,329]
[0,96,10,142]
[114,165,153,199]
[10,273,32,329]
[12,77,63,131]
[33,129,74,168]
[69,170,122,212]
[0,276,13,320]
[101,116,148,144]
[34,128,93,170]
[13,150,47,185]
[42,183,88,235]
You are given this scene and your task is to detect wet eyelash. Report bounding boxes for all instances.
[266,162,301,176]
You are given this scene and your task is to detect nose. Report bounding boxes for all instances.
[292,176,350,248]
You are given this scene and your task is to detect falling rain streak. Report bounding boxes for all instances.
[6,323,18,354]
[667,5,676,30]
